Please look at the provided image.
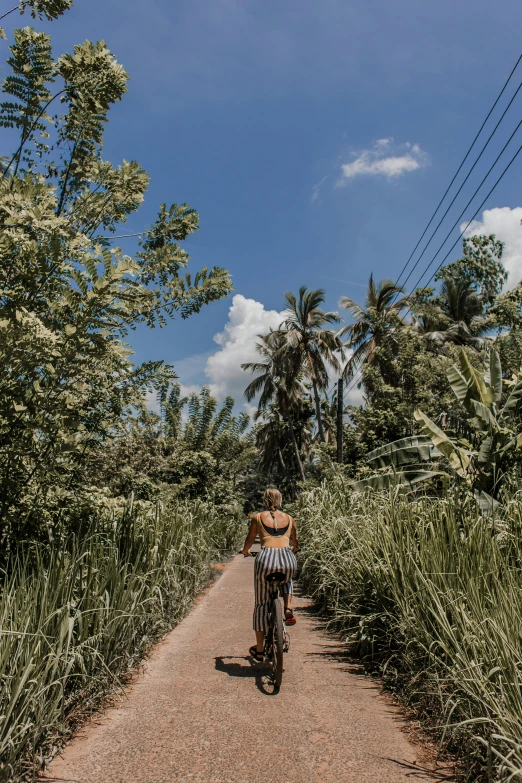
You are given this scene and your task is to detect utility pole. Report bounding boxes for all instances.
[336,378,343,464]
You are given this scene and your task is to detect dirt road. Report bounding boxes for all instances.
[47,553,432,783]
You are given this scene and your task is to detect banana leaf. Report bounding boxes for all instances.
[501,378,522,417]
[474,490,499,515]
[352,469,448,493]
[414,409,472,480]
[485,349,502,404]
[366,436,441,469]
[470,399,499,433]
[477,434,493,465]
[459,349,490,407]
[447,363,469,404]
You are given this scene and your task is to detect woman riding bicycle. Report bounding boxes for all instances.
[241,488,299,661]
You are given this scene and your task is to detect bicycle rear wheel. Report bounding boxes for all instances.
[271,597,284,689]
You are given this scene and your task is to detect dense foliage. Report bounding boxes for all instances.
[4,5,522,783]
[0,8,251,780]
[0,5,235,547]
[92,384,257,507]
[0,498,244,782]
[244,235,522,498]
[296,479,522,781]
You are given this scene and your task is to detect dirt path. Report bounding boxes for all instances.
[46,553,434,783]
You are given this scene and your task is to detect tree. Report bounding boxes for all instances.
[489,282,522,378]
[338,274,409,381]
[242,331,282,412]
[414,348,522,498]
[413,279,490,349]
[95,384,256,505]
[274,287,342,443]
[0,0,73,41]
[243,331,308,482]
[411,235,508,351]
[252,407,294,486]
[345,328,457,457]
[0,12,232,542]
[434,235,507,306]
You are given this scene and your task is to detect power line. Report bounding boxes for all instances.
[400,120,522,294]
[404,140,522,311]
[400,87,522,290]
[393,53,522,288]
[342,138,522,404]
[333,54,522,407]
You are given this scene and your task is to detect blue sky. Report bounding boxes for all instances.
[3,0,522,406]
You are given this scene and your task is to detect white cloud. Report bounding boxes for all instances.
[204,294,285,406]
[339,139,429,183]
[311,176,328,203]
[170,293,363,418]
[462,206,522,288]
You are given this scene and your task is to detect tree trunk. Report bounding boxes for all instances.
[277,446,287,475]
[336,377,343,464]
[312,380,325,443]
[288,422,306,483]
[277,444,297,497]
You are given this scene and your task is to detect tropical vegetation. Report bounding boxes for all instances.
[296,480,522,781]
[1,499,242,782]
[244,234,522,495]
[0,2,233,548]
[0,6,249,780]
[3,2,522,782]
[239,223,522,783]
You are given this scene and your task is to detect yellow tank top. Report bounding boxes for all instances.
[255,512,294,549]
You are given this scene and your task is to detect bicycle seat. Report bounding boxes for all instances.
[265,572,287,583]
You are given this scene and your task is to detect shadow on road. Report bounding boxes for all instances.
[214,656,258,677]
[214,656,279,696]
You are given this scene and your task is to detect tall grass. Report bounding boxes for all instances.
[0,498,243,782]
[296,478,522,781]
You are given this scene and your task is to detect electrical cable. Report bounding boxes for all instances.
[393,53,522,288]
[403,140,522,315]
[331,54,522,406]
[342,138,522,403]
[400,96,522,290]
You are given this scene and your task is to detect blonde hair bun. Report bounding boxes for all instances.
[263,488,282,527]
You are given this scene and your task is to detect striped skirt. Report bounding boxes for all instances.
[253,547,297,632]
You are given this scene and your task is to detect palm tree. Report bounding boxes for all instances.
[242,332,307,481]
[274,286,342,443]
[252,406,303,492]
[338,274,409,379]
[414,279,490,350]
[318,394,339,446]
[253,408,288,477]
[242,331,283,411]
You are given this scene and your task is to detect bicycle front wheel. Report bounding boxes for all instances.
[271,597,284,689]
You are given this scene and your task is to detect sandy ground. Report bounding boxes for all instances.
[45,552,438,783]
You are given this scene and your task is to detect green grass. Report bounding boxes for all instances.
[0,498,243,782]
[296,479,522,781]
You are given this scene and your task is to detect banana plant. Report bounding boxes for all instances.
[352,468,447,493]
[365,435,442,470]
[414,348,522,496]
[350,435,448,493]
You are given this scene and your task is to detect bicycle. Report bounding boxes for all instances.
[247,551,290,690]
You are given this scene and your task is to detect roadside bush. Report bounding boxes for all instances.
[297,478,522,781]
[0,498,244,782]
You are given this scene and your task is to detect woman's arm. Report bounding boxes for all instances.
[241,517,257,556]
[289,516,299,553]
